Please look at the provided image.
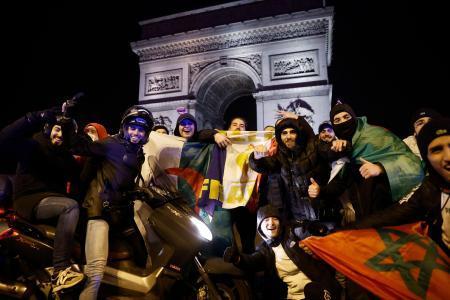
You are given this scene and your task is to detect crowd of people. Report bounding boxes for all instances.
[0,98,448,299]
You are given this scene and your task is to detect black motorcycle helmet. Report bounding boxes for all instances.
[119,105,154,143]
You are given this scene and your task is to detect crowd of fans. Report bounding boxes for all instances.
[0,98,448,299]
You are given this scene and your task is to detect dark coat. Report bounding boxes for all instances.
[332,162,392,221]
[0,111,79,220]
[71,134,144,219]
[249,117,345,221]
[355,176,449,256]
[236,205,341,300]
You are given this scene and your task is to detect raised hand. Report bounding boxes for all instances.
[253,144,268,159]
[331,139,347,152]
[276,110,298,120]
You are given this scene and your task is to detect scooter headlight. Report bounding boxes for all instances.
[190,216,213,241]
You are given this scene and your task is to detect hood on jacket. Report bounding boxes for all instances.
[174,113,198,140]
[257,205,282,242]
[84,123,108,140]
[275,117,310,153]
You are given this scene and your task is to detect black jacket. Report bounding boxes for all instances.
[237,223,341,299]
[249,117,346,221]
[355,177,449,256]
[71,134,144,219]
[0,111,79,220]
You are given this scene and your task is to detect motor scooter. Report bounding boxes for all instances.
[0,161,252,299]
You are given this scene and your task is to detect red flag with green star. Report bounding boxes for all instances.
[302,222,450,299]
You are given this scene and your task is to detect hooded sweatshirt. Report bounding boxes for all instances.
[237,205,341,299]
[173,112,220,143]
[173,113,198,141]
[84,123,108,140]
[250,117,333,221]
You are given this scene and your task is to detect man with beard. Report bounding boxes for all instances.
[355,118,450,256]
[317,121,336,143]
[0,106,85,292]
[329,102,424,221]
[249,111,346,235]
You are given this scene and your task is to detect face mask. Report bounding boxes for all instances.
[333,118,356,140]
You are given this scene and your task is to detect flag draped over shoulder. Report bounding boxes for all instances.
[351,117,424,201]
[302,223,450,300]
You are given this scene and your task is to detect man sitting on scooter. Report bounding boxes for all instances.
[0,105,85,292]
[223,204,341,300]
[75,105,154,300]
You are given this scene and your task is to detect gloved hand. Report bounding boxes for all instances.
[62,99,77,118]
[223,244,240,264]
[26,106,61,125]
[62,92,84,118]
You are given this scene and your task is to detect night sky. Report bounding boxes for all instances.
[2,1,448,137]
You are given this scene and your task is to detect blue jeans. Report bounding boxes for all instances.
[79,219,109,300]
[34,196,79,270]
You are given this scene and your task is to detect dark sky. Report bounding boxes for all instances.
[2,1,448,137]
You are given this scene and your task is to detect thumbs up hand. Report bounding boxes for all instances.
[359,157,383,179]
[308,178,320,199]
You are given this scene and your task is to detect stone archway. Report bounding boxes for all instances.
[134,6,334,132]
[191,60,260,129]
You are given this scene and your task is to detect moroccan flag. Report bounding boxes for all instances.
[302,223,450,299]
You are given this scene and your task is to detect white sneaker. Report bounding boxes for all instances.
[51,266,85,292]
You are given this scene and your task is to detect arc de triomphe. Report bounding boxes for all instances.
[131,3,333,133]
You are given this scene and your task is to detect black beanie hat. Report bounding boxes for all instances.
[318,121,333,132]
[330,103,356,123]
[417,117,450,161]
[417,117,450,190]
[410,107,441,128]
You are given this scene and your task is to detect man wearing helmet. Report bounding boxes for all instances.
[73,105,154,299]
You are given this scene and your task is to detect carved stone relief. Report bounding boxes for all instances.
[135,18,329,62]
[188,53,261,88]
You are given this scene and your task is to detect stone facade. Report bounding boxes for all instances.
[131,5,333,133]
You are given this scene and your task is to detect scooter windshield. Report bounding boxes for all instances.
[137,156,186,208]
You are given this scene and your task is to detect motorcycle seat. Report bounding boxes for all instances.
[34,224,56,239]
[10,214,56,240]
